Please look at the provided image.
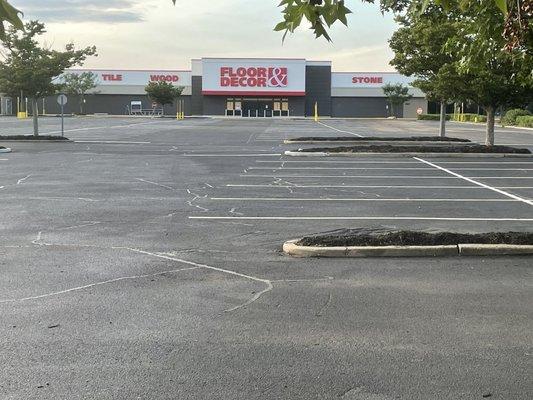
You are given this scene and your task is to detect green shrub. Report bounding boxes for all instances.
[450,113,487,123]
[417,114,451,121]
[516,116,533,128]
[501,109,532,126]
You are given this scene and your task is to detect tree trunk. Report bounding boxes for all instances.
[485,106,495,146]
[79,97,84,115]
[439,101,446,137]
[32,98,39,137]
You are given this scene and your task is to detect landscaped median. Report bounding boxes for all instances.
[284,136,472,145]
[284,144,532,158]
[283,228,533,258]
[0,135,70,141]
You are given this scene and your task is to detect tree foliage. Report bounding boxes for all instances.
[145,81,183,108]
[389,9,464,102]
[382,82,413,116]
[0,20,97,134]
[0,21,97,98]
[272,0,530,52]
[0,0,22,39]
[1,1,530,51]
[61,72,99,114]
[389,0,532,145]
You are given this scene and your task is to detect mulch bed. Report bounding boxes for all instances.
[0,135,69,140]
[289,136,471,142]
[296,228,533,247]
[295,144,531,154]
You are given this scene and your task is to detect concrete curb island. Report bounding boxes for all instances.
[283,239,533,258]
[283,140,475,146]
[0,140,71,143]
[284,150,533,158]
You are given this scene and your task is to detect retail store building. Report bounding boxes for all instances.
[0,57,427,118]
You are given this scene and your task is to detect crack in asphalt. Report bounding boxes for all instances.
[5,233,274,313]
[16,174,32,185]
[186,189,209,212]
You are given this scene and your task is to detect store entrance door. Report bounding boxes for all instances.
[242,98,274,117]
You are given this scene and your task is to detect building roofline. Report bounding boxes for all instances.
[66,68,192,72]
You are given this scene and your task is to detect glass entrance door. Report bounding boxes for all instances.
[241,98,274,117]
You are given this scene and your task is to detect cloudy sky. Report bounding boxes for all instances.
[12,0,399,72]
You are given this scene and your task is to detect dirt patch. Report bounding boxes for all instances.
[0,135,69,141]
[289,136,471,142]
[296,228,533,247]
[295,144,531,154]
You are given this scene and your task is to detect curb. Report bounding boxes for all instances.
[283,140,474,146]
[284,150,533,158]
[283,239,533,258]
[458,244,533,256]
[0,147,12,153]
[0,140,70,143]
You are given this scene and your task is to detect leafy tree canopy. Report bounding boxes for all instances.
[382,82,413,115]
[273,0,530,52]
[61,71,100,114]
[1,1,530,51]
[61,72,99,96]
[389,7,466,102]
[145,81,183,107]
[0,20,96,135]
[0,20,97,99]
[0,0,22,39]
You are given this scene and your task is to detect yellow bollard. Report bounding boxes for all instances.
[314,101,319,122]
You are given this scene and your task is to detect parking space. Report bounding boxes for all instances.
[1,116,532,400]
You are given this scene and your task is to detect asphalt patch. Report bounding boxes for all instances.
[296,227,533,247]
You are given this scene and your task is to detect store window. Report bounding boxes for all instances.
[226,98,243,116]
[273,98,289,117]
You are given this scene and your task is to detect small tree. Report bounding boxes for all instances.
[0,20,97,135]
[145,81,183,115]
[382,83,413,117]
[450,3,533,146]
[61,72,99,114]
[389,9,465,137]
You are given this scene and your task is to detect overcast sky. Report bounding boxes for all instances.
[12,0,399,72]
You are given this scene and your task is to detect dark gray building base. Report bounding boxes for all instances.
[41,94,191,116]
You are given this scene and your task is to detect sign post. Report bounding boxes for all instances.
[57,94,67,137]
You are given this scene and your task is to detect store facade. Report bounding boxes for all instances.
[9,57,427,118]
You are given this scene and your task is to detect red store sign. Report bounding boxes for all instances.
[352,76,383,84]
[220,67,288,88]
[150,74,180,82]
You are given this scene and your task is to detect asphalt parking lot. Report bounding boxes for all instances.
[1,116,532,399]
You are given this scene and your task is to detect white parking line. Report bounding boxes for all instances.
[317,121,364,137]
[248,167,533,171]
[75,141,151,144]
[248,167,432,170]
[255,160,533,164]
[211,197,517,202]
[186,154,282,157]
[189,216,533,221]
[225,184,533,189]
[239,174,533,179]
[42,120,175,135]
[414,157,533,206]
